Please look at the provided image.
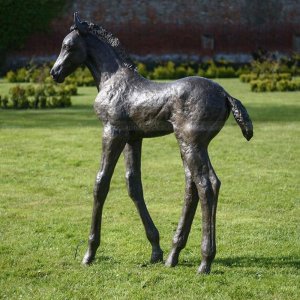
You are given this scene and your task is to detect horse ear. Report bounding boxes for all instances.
[73,12,88,35]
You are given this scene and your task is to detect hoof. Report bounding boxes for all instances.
[197,262,211,274]
[82,252,95,265]
[150,249,163,263]
[165,251,179,267]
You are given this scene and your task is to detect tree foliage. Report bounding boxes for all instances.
[0,0,66,53]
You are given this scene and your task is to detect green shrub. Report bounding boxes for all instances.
[5,64,51,83]
[235,65,251,76]
[9,85,29,108]
[5,70,17,82]
[174,65,187,78]
[4,56,298,86]
[243,58,300,92]
[16,68,28,82]
[275,80,289,92]
[29,65,51,83]
[198,61,238,78]
[25,85,35,97]
[186,66,196,76]
[197,68,206,77]
[0,95,9,108]
[137,63,149,78]
[49,94,71,108]
[1,82,74,109]
[278,73,292,80]
[63,84,77,96]
[250,78,300,92]
[240,73,258,83]
[150,62,199,79]
[204,62,218,78]
[66,67,94,86]
[151,61,176,79]
[217,66,236,78]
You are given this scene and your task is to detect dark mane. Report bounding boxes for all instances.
[72,21,137,71]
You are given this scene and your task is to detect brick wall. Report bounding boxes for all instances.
[10,0,300,61]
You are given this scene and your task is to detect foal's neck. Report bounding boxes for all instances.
[84,34,131,90]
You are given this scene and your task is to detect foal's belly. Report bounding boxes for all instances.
[94,99,173,138]
[127,118,174,138]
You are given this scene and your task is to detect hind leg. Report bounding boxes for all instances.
[197,155,220,274]
[178,139,220,274]
[165,159,199,267]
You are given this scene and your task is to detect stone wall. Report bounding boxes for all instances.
[9,0,300,62]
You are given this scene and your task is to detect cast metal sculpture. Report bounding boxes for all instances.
[51,13,253,274]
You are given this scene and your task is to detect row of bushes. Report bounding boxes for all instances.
[6,61,243,83]
[6,65,52,83]
[239,56,300,92]
[138,61,244,80]
[6,64,95,87]
[139,55,300,80]
[67,67,95,86]
[250,59,300,76]
[239,73,293,83]
[6,57,300,83]
[0,83,77,109]
[241,74,300,92]
[139,61,251,79]
[4,56,300,96]
[250,79,300,92]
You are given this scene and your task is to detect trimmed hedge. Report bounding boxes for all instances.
[66,67,95,86]
[250,79,300,92]
[5,56,300,91]
[0,83,76,109]
[239,57,300,92]
[6,65,95,87]
[5,66,51,83]
[138,61,241,79]
[240,73,292,83]
[6,61,243,84]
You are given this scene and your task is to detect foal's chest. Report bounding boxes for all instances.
[94,84,129,124]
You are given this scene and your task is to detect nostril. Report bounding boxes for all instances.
[50,69,58,80]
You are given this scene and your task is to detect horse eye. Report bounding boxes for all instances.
[63,44,71,51]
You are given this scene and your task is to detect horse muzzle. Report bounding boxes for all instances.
[50,67,65,83]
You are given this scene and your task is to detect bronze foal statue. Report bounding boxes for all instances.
[51,13,253,274]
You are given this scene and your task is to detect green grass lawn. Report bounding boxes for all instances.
[0,78,299,299]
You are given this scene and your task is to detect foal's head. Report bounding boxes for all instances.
[50,13,88,83]
[51,13,136,83]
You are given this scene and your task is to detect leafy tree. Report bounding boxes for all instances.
[0,1,66,61]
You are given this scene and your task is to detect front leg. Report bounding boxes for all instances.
[82,125,127,265]
[124,139,163,263]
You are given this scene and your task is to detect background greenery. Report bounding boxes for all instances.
[3,55,300,99]
[0,1,66,53]
[0,78,299,299]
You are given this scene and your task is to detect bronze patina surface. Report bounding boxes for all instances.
[51,13,253,274]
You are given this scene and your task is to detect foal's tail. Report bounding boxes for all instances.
[226,95,253,141]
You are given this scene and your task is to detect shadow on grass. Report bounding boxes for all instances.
[176,255,299,270]
[215,255,300,269]
[88,255,299,273]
